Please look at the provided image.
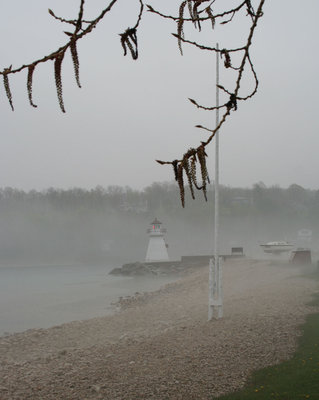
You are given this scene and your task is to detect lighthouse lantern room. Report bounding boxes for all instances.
[145,218,169,262]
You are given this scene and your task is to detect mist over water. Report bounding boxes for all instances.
[0,264,175,336]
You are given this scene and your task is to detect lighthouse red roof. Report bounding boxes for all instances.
[151,218,162,225]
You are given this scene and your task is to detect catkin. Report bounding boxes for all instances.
[70,40,81,88]
[27,65,37,108]
[54,52,66,113]
[3,71,14,111]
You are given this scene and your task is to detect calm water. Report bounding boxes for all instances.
[0,264,174,336]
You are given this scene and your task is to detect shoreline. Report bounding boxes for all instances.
[0,265,180,337]
[0,259,318,399]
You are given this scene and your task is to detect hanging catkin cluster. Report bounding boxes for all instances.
[70,40,81,88]
[164,146,209,207]
[120,28,138,60]
[27,65,37,108]
[54,52,65,113]
[3,67,14,111]
[177,1,211,54]
[177,2,187,55]
[220,49,232,69]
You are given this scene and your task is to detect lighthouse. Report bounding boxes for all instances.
[145,218,169,262]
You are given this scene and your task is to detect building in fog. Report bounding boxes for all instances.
[145,218,169,262]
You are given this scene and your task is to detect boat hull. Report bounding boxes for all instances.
[260,242,294,254]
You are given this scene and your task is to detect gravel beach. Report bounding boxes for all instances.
[0,259,318,400]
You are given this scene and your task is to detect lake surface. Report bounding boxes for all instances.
[0,264,175,336]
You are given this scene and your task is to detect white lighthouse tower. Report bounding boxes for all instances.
[145,218,169,262]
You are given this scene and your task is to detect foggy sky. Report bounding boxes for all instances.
[1,0,318,191]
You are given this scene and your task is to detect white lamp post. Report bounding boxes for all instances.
[208,43,223,320]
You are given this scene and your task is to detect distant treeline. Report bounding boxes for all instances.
[1,181,319,214]
[0,182,318,265]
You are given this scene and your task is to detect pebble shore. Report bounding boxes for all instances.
[0,259,318,399]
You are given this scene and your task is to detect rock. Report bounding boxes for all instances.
[109,262,158,277]
[108,267,123,275]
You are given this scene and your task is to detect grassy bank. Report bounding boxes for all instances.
[215,290,319,400]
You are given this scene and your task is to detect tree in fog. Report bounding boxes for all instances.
[1,184,319,264]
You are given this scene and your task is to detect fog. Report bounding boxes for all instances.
[1,183,318,267]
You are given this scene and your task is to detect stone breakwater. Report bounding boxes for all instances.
[109,261,185,276]
[109,254,245,277]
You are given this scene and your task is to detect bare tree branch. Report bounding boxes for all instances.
[0,0,266,206]
[156,0,266,206]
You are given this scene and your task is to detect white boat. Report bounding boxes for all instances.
[260,241,294,254]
